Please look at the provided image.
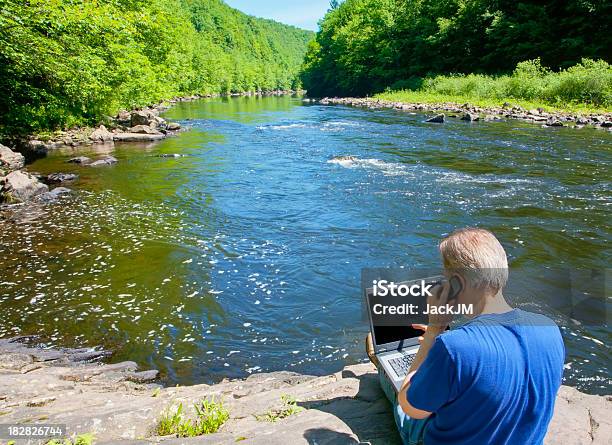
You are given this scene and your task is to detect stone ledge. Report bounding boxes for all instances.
[0,338,609,444]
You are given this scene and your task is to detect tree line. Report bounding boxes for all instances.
[0,0,313,135]
[301,0,612,97]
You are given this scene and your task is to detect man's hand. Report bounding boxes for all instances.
[411,323,443,344]
[426,281,455,330]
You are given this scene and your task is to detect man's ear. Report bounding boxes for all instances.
[451,273,465,301]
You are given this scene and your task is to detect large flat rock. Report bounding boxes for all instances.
[113,133,165,142]
[0,339,609,444]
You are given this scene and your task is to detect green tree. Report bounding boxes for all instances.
[0,0,313,136]
[301,0,611,96]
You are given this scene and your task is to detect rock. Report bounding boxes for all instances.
[0,352,33,370]
[546,385,612,445]
[546,117,564,127]
[67,156,91,165]
[124,370,159,383]
[130,110,153,126]
[89,125,114,143]
[67,350,112,363]
[27,396,56,407]
[328,155,359,167]
[460,113,479,122]
[27,140,47,151]
[167,122,181,131]
[0,144,25,171]
[89,156,118,167]
[128,125,162,135]
[113,133,165,142]
[33,187,72,203]
[426,114,445,123]
[46,173,79,183]
[117,110,131,119]
[531,115,548,122]
[576,117,589,125]
[1,170,48,202]
[149,116,167,129]
[600,121,612,128]
[157,154,186,158]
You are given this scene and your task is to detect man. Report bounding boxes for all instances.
[367,227,565,445]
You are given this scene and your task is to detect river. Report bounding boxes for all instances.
[1,96,610,394]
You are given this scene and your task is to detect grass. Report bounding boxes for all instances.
[46,433,95,445]
[156,397,229,438]
[255,395,303,422]
[375,59,612,114]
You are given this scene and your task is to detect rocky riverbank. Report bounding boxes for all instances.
[312,97,612,129]
[18,101,185,155]
[1,337,609,444]
[11,90,302,154]
[0,98,185,205]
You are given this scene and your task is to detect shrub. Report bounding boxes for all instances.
[46,433,94,445]
[379,59,612,109]
[255,394,303,422]
[157,397,230,437]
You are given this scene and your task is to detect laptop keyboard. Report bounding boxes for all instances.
[389,353,415,378]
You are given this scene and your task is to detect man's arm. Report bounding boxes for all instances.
[397,326,445,418]
[397,281,454,418]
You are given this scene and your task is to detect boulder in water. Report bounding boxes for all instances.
[546,117,564,127]
[426,114,445,123]
[328,155,359,167]
[167,122,181,131]
[46,173,79,183]
[67,156,91,165]
[1,170,48,202]
[33,187,72,203]
[460,113,479,122]
[157,153,186,158]
[89,156,118,167]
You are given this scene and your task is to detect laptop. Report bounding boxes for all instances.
[365,275,443,393]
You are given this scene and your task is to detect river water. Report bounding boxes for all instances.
[1,96,610,394]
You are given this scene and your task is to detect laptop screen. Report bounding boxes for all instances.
[373,324,423,346]
[365,277,441,347]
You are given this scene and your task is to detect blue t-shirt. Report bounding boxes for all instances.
[407,309,565,445]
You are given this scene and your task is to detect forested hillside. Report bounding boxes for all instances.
[301,0,611,98]
[0,0,313,135]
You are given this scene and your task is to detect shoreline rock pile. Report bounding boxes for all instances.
[0,142,82,205]
[1,144,53,204]
[0,337,609,444]
[25,105,183,153]
[315,97,612,129]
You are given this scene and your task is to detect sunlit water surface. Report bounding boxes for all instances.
[1,96,610,394]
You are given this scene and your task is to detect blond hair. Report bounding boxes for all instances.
[439,228,508,291]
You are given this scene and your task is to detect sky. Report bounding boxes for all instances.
[224,0,330,31]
